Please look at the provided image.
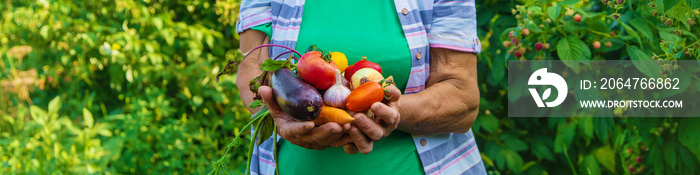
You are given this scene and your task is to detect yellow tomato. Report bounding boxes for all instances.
[330,52,348,72]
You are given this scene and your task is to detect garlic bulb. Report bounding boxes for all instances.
[324,69,351,108]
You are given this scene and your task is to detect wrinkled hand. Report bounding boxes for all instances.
[341,85,401,154]
[259,86,350,150]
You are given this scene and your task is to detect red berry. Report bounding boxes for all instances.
[535,42,543,51]
[47,76,54,83]
[606,42,612,47]
[515,51,522,58]
[593,41,601,49]
[628,166,634,173]
[574,14,582,22]
[522,28,530,36]
[511,38,520,46]
[636,157,642,163]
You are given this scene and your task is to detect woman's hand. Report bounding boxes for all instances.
[259,86,350,150]
[342,85,401,154]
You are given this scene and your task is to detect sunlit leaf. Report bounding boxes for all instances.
[83,108,94,128]
[594,146,616,173]
[48,97,62,114]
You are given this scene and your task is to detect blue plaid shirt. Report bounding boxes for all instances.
[237,0,485,174]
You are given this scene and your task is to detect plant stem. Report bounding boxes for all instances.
[562,143,578,175]
[246,114,266,174]
[274,50,299,61]
[244,44,302,62]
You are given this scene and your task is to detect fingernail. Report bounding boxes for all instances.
[354,115,363,122]
[304,124,314,129]
[371,103,380,111]
[332,128,340,133]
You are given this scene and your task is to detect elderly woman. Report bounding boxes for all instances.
[236,0,485,174]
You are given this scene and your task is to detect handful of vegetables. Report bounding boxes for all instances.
[212,44,394,174]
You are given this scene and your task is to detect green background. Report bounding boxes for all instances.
[1,0,699,174]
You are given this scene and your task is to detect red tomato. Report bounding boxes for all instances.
[297,51,338,90]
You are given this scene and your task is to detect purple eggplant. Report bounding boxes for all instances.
[270,68,322,121]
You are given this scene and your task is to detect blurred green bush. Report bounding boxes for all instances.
[1,0,248,174]
[474,0,700,174]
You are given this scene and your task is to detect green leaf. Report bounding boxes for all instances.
[620,22,642,46]
[594,117,613,142]
[505,139,529,152]
[668,2,690,21]
[660,30,682,43]
[481,153,495,167]
[531,141,555,161]
[594,146,616,173]
[581,117,594,142]
[248,100,264,109]
[554,120,576,153]
[663,139,678,169]
[651,148,666,175]
[583,154,602,175]
[30,106,47,126]
[479,114,498,133]
[527,21,542,33]
[40,26,50,39]
[503,149,524,173]
[557,0,580,6]
[103,137,125,161]
[83,108,94,128]
[548,6,561,21]
[663,0,682,12]
[257,114,275,146]
[521,161,536,172]
[627,46,661,78]
[488,55,505,87]
[48,97,62,114]
[629,18,653,40]
[153,17,163,30]
[260,59,294,72]
[688,0,700,9]
[557,35,591,72]
[678,118,700,163]
[680,146,699,174]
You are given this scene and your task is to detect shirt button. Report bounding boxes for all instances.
[420,139,427,146]
[402,8,409,15]
[416,52,422,60]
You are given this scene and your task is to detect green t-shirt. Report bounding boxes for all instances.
[272,1,420,175]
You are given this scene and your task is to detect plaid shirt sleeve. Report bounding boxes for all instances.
[236,0,272,33]
[428,0,481,53]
